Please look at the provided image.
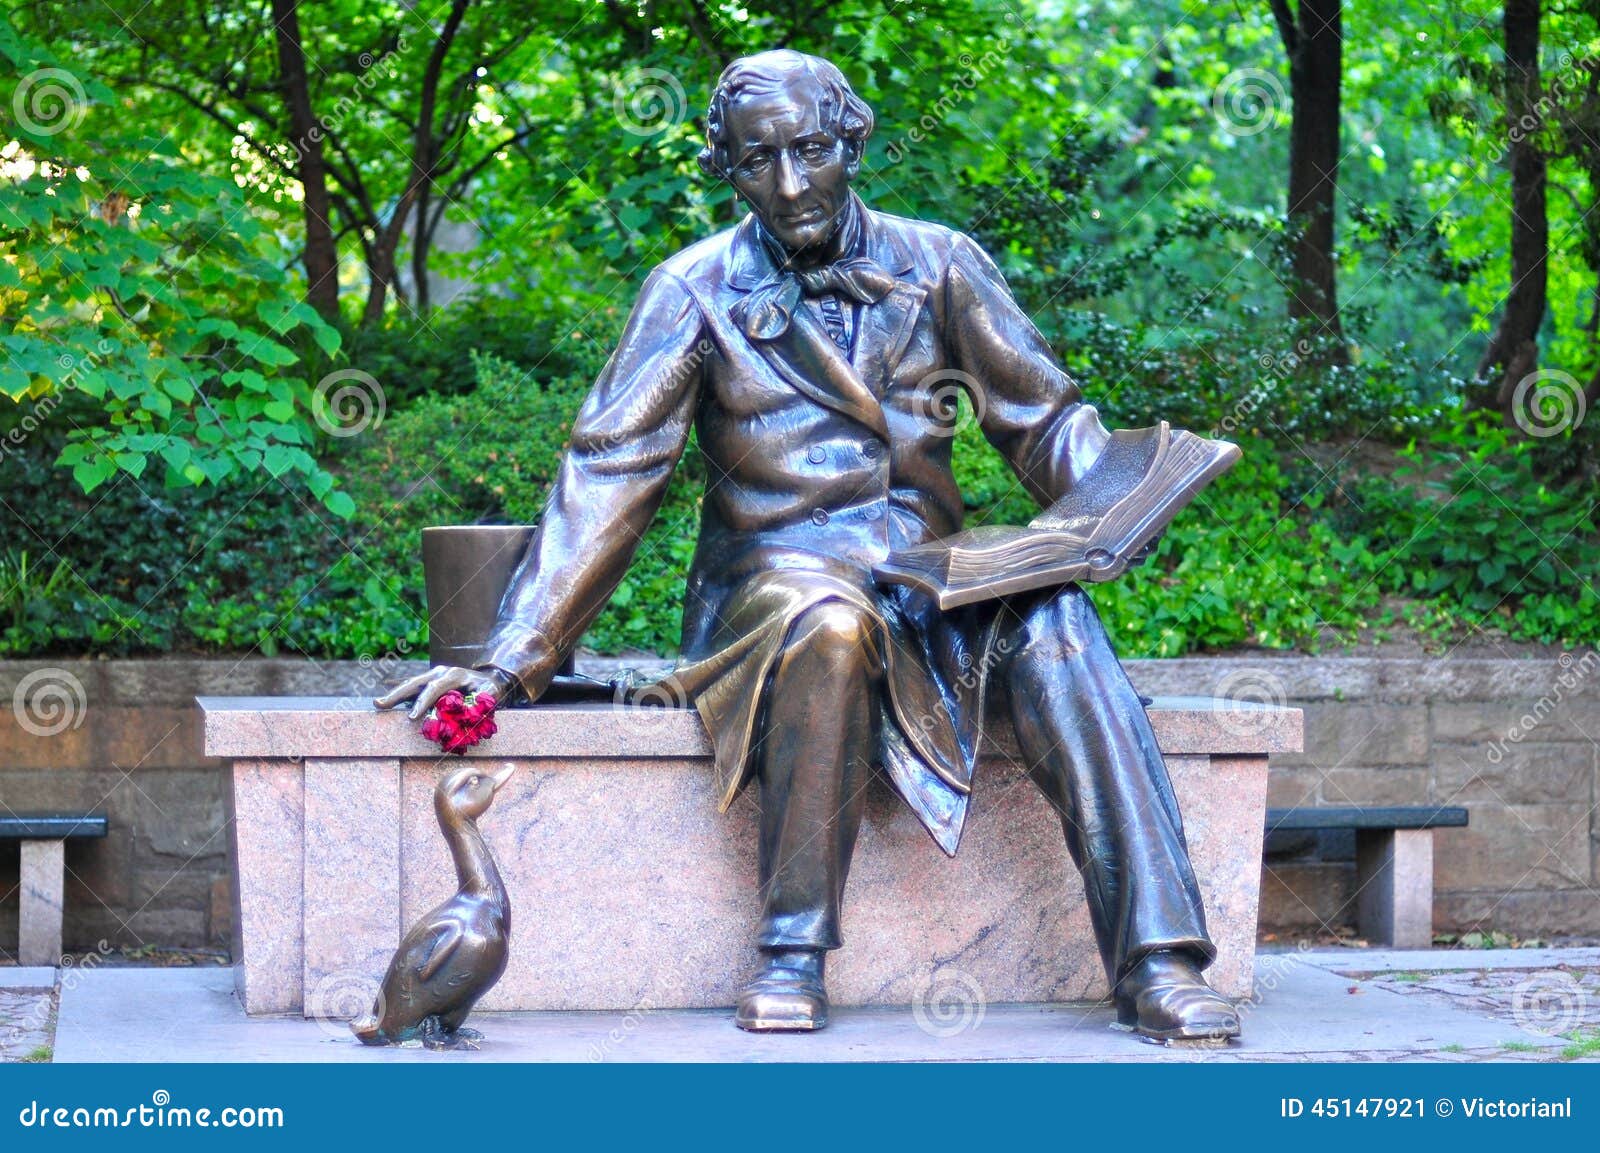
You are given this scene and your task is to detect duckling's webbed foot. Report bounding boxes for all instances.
[419,1016,481,1051]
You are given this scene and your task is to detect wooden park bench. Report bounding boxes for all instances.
[1,814,108,966]
[1266,806,1469,948]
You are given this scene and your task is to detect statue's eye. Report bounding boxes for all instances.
[798,141,827,162]
[469,776,480,786]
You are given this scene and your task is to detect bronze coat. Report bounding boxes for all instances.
[477,197,1112,853]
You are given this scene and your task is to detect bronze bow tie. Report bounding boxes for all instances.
[741,257,896,342]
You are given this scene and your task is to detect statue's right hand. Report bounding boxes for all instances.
[374,665,517,721]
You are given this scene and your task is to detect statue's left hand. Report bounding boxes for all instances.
[374,665,515,721]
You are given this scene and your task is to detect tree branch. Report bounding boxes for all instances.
[1269,0,1299,57]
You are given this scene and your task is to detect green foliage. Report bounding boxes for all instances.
[340,304,611,408]
[0,395,388,656]
[333,350,703,658]
[0,549,71,639]
[1560,1031,1600,1062]
[0,21,350,514]
[1348,412,1600,645]
[1087,443,1387,656]
[3,0,1598,661]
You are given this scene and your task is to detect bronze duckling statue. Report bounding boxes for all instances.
[352,762,515,1050]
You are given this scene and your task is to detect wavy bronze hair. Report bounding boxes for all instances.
[698,50,874,179]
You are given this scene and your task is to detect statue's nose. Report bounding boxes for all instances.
[776,151,806,200]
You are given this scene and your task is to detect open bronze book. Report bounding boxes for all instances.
[873,421,1241,610]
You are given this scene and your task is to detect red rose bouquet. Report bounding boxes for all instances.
[419,689,498,755]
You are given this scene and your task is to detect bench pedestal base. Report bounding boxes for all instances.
[18,839,64,967]
[1356,829,1434,948]
[204,697,1302,1017]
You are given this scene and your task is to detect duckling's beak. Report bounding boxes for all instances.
[489,763,517,792]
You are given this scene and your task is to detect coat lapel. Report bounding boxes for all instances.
[851,220,926,394]
[727,206,923,438]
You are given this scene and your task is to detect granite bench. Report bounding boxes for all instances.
[1266,806,1469,948]
[1,813,108,966]
[201,696,1302,1017]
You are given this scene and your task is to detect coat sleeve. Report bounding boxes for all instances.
[474,268,708,696]
[940,231,1110,507]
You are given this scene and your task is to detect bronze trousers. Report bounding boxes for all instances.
[752,584,1214,984]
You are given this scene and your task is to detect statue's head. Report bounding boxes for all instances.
[699,50,874,256]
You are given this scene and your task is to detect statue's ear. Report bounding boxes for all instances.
[843,139,864,179]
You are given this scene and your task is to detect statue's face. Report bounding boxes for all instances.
[724,78,858,256]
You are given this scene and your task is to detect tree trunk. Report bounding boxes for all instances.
[1475,0,1549,414]
[270,0,340,322]
[360,0,469,326]
[411,189,433,314]
[1279,0,1346,353]
[362,239,399,327]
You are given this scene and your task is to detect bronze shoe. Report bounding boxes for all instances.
[1114,949,1240,1042]
[735,949,829,1032]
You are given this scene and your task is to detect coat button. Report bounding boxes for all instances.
[862,439,881,459]
[811,508,829,526]
[808,445,827,465]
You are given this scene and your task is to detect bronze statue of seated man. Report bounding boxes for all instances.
[379,49,1240,1043]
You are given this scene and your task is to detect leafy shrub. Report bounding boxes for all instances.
[3,357,1595,660]
[341,302,615,409]
[0,25,348,513]
[331,350,703,658]
[0,395,378,656]
[1347,412,1600,645]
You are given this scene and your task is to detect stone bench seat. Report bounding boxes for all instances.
[1266,806,1469,948]
[1,813,108,966]
[201,696,1302,1017]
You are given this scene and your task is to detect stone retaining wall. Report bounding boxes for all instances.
[2,653,1596,956]
[1125,654,1600,938]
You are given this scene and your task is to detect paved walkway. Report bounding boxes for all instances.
[0,968,58,1062]
[0,947,1587,1063]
